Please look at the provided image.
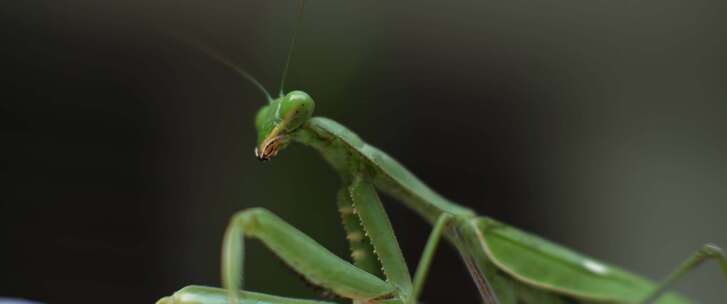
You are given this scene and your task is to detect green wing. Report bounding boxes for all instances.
[472,218,691,303]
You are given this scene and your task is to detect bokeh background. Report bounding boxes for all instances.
[2,0,726,303]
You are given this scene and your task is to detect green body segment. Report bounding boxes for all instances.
[297,117,473,223]
[293,117,692,303]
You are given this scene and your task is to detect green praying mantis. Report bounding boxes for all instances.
[157,2,727,304]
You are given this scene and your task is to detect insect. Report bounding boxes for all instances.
[157,2,727,303]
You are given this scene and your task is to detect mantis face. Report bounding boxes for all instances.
[254,90,315,161]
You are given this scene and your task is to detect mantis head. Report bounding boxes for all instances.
[195,0,310,161]
[254,90,315,161]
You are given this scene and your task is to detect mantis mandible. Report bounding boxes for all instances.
[157,2,727,303]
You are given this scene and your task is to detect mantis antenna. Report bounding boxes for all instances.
[191,41,273,103]
[278,0,307,97]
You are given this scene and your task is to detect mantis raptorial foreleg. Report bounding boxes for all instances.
[220,208,396,303]
[346,174,457,304]
[642,243,727,303]
[156,285,335,304]
[348,175,413,296]
[336,187,381,276]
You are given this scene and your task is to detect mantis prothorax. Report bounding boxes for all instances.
[157,2,727,303]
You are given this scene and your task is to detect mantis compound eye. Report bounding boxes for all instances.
[278,90,315,131]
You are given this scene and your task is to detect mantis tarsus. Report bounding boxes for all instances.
[157,2,727,303]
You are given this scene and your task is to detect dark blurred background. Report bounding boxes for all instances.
[1,0,726,303]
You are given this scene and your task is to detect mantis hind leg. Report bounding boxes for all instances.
[641,243,727,303]
[156,285,335,304]
[221,207,396,303]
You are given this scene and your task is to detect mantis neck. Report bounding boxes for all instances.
[294,117,474,224]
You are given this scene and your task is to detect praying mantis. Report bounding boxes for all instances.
[157,2,727,303]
